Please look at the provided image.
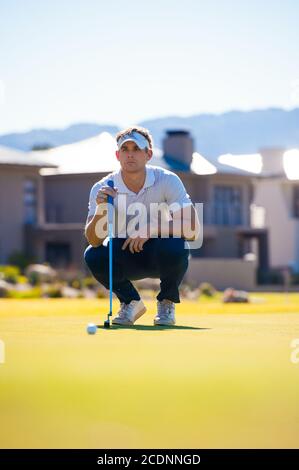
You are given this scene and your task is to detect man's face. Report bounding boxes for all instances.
[116,139,152,173]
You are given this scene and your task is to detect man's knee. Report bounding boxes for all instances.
[84,245,105,270]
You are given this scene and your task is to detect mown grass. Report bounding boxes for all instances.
[0,295,299,448]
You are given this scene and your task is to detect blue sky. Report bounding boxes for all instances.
[0,0,299,134]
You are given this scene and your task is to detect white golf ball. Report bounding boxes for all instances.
[86,323,97,335]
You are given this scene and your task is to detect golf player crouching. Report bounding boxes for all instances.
[84,126,200,326]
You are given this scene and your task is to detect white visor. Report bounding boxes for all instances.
[117,131,149,150]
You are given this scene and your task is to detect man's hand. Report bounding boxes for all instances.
[96,186,118,205]
[122,235,149,253]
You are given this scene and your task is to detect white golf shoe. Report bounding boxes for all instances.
[154,299,176,326]
[112,299,146,326]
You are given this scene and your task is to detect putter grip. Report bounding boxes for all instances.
[107,179,114,205]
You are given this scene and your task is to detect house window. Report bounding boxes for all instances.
[23,179,37,224]
[213,185,243,226]
[293,185,299,217]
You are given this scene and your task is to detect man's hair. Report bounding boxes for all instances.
[116,126,153,150]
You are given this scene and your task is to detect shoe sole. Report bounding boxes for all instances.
[112,307,147,326]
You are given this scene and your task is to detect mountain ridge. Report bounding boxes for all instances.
[1,108,298,161]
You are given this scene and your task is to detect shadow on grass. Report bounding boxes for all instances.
[96,324,210,331]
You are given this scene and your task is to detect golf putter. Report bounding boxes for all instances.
[103,179,114,329]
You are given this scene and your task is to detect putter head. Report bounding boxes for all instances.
[104,320,110,329]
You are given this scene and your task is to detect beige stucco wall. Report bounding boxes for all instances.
[44,173,108,223]
[253,178,296,268]
[0,165,43,263]
[184,257,257,290]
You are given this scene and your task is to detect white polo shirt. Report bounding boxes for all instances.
[87,164,192,237]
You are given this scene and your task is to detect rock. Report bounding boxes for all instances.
[25,264,57,283]
[223,287,249,303]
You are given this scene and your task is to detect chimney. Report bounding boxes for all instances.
[163,130,193,167]
[260,147,285,176]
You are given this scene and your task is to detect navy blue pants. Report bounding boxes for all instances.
[84,237,190,304]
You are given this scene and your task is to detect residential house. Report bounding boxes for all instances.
[0,146,56,264]
[1,129,294,290]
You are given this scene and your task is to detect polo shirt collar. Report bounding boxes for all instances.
[114,165,155,195]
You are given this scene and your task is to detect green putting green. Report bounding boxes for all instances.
[0,297,299,448]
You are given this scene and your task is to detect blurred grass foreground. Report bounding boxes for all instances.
[0,296,299,448]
